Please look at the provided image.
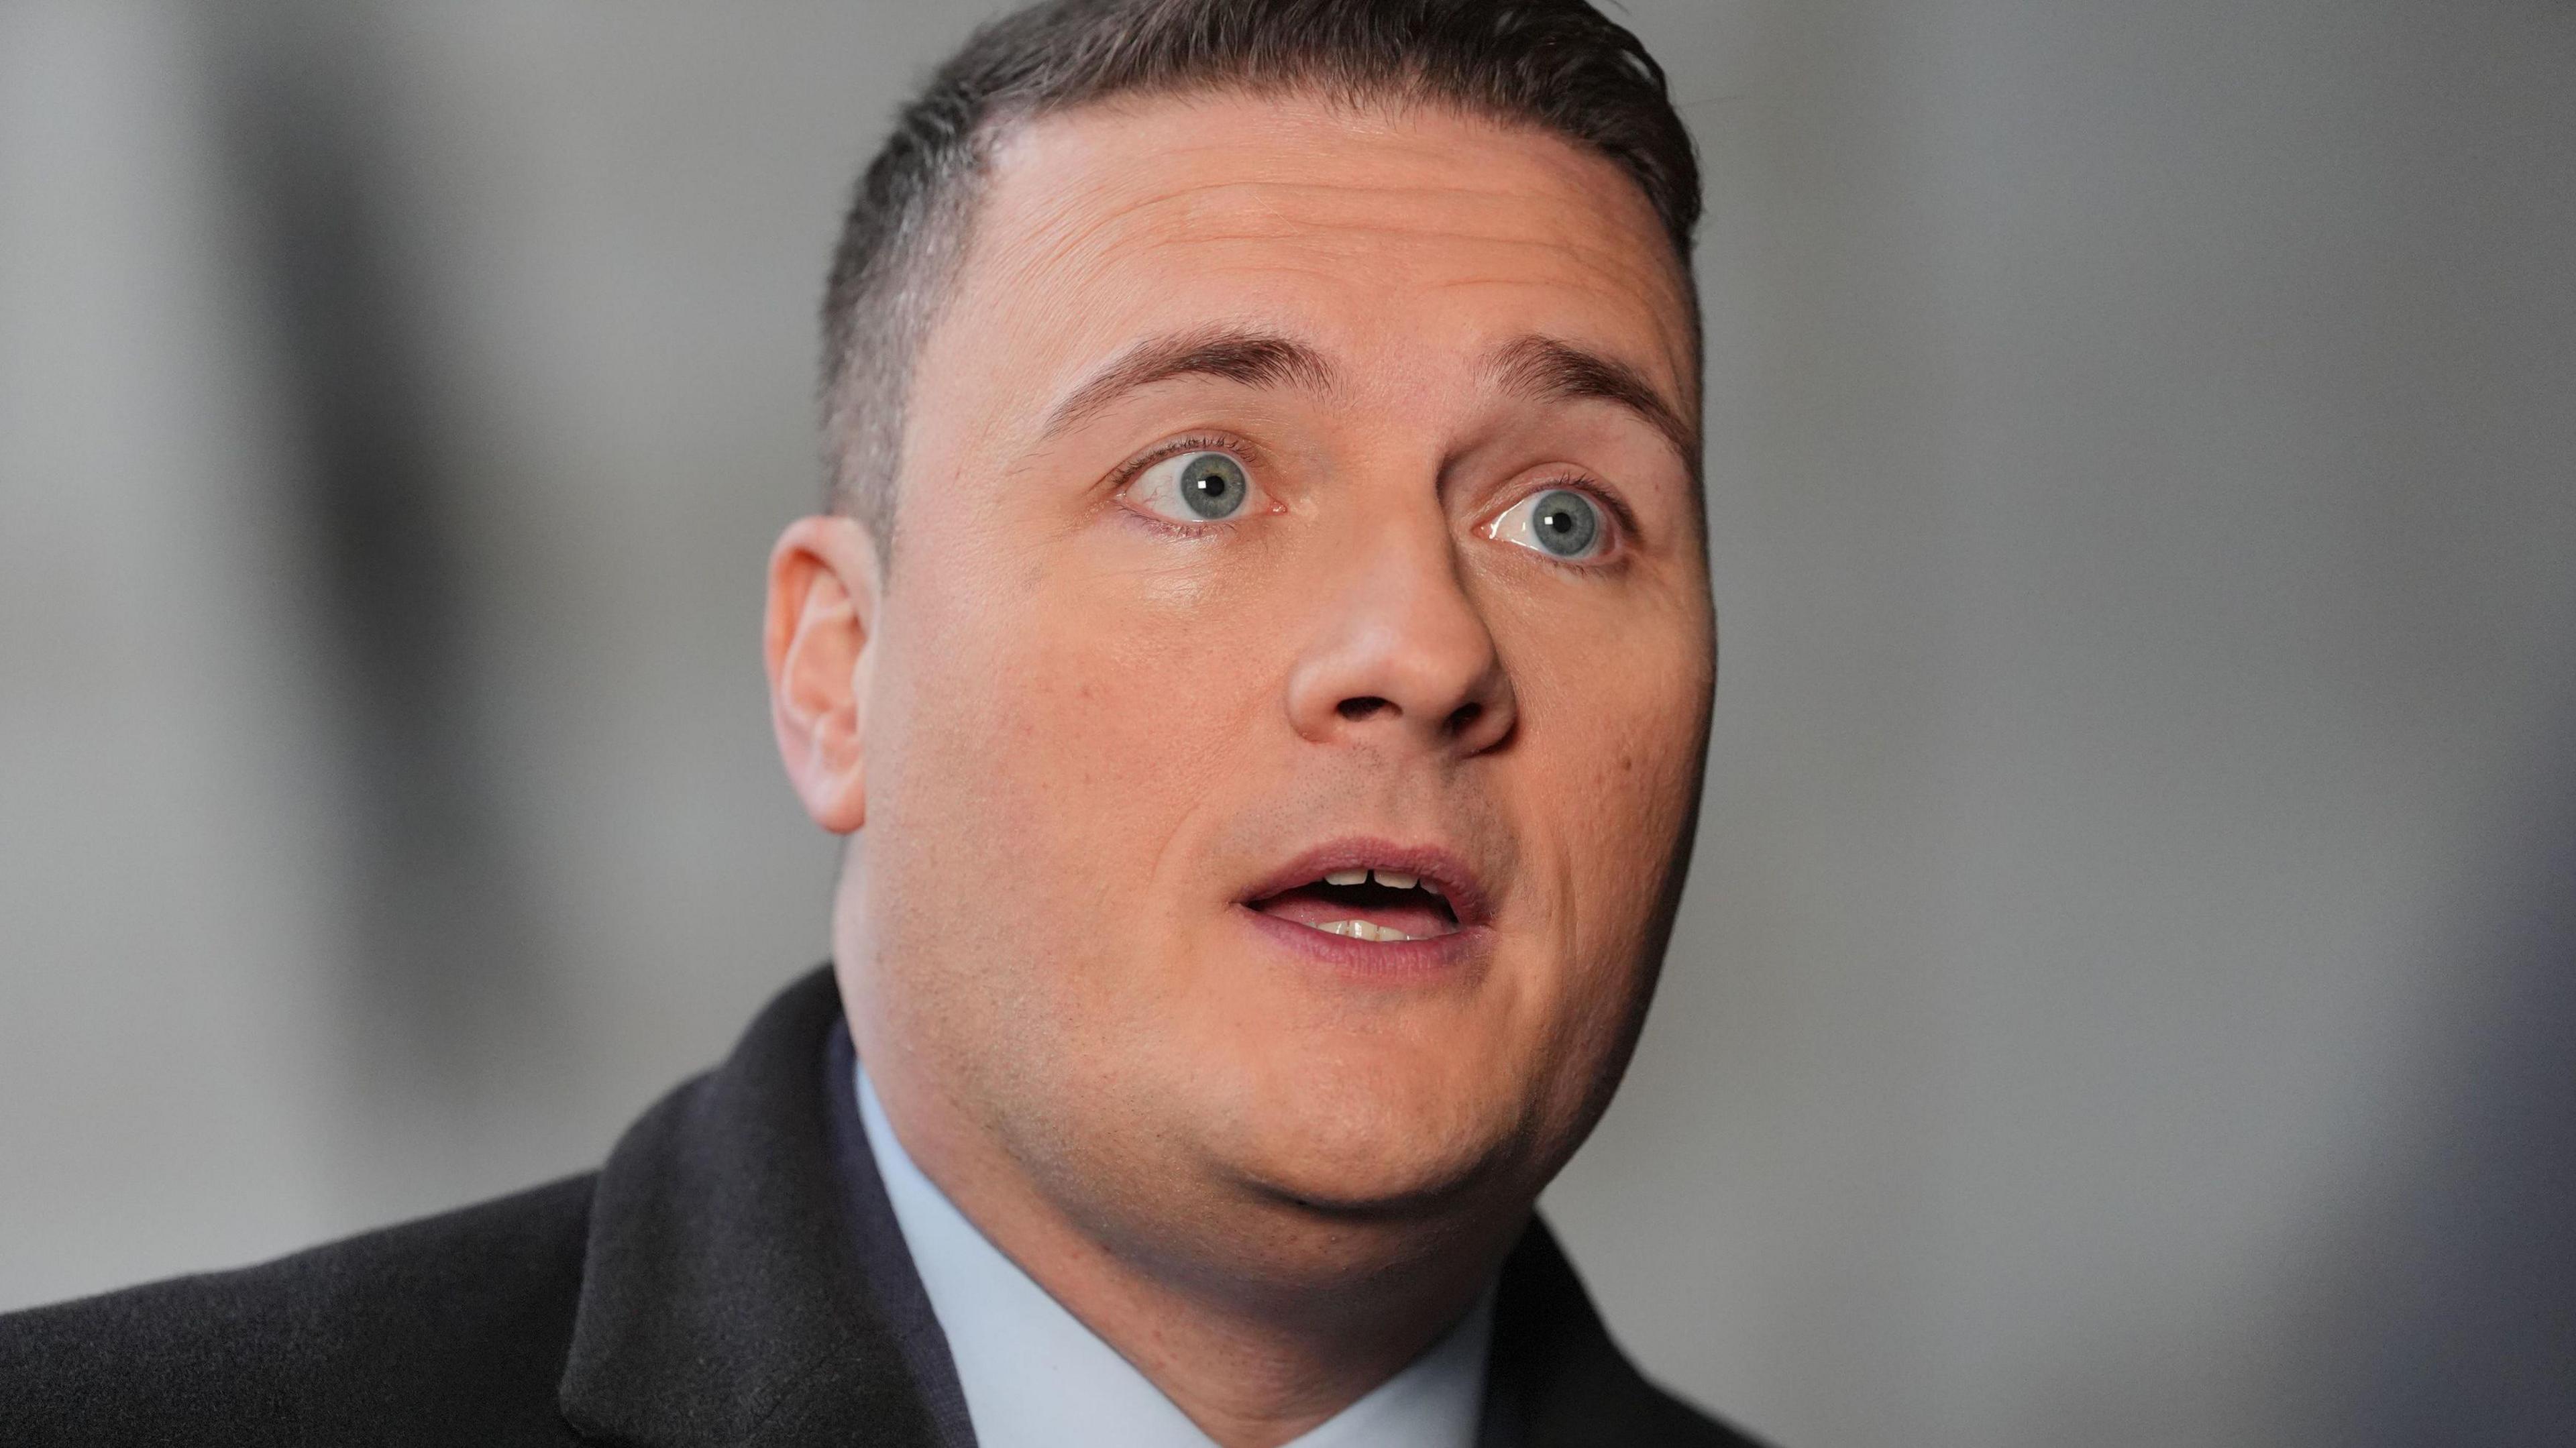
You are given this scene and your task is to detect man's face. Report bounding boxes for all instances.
[837,93,1709,1274]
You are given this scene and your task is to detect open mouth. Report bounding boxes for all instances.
[1247,862,1467,943]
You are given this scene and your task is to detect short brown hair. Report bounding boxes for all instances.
[819,0,1702,556]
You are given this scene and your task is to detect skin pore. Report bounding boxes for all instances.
[765,91,1712,1446]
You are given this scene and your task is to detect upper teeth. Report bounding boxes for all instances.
[1322,867,1428,891]
[1311,920,1419,942]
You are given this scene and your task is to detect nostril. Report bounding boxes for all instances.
[1444,702,1483,735]
[1338,696,1392,722]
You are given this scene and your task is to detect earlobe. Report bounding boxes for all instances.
[764,516,881,834]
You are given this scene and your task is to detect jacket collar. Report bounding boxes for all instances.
[555,966,1730,1448]
[559,966,943,1447]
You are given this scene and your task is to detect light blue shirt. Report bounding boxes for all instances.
[856,1063,1493,1448]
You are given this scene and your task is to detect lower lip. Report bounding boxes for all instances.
[1234,903,1493,983]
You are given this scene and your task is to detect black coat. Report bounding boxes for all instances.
[1,968,1762,1446]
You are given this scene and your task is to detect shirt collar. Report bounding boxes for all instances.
[855,1060,1493,1448]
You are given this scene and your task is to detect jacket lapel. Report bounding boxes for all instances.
[557,967,945,1447]
[1483,1219,1760,1446]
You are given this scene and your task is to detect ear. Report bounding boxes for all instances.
[765,515,882,834]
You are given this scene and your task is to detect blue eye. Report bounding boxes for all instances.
[1130,449,1254,522]
[1488,488,1607,560]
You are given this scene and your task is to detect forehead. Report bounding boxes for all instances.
[926,90,1695,423]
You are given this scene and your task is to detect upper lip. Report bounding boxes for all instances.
[1239,836,1494,929]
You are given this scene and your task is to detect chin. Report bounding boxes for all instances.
[1203,1038,1541,1220]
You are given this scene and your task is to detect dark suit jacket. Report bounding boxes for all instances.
[0,968,1762,1446]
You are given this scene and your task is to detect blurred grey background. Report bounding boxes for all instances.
[3,2,2571,1445]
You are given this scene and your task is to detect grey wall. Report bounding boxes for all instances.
[3,3,2569,1445]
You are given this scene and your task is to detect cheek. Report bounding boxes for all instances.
[872,537,1279,961]
[1506,586,1709,870]
[1495,594,1709,1035]
[1007,553,1283,830]
[1517,689,1706,1154]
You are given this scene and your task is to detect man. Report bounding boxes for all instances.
[1,1,1754,1443]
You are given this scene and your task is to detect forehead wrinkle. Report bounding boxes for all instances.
[1095,181,1682,332]
[979,142,1670,282]
[1118,211,1672,288]
[1081,179,1660,274]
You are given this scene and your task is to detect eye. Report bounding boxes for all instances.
[1487,487,1609,561]
[1127,449,1256,522]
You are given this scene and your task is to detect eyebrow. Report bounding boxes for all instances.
[1488,334,1699,475]
[1039,325,1336,440]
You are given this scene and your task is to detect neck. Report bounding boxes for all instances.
[851,1015,1513,1447]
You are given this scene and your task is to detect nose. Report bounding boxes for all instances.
[1284,514,1517,759]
